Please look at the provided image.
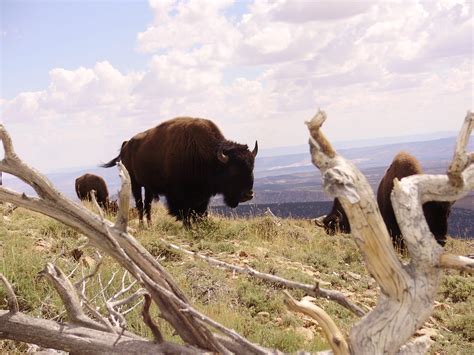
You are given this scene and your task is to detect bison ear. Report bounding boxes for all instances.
[252,141,258,158]
[217,146,229,164]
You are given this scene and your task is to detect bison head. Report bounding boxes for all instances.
[217,141,258,208]
[423,201,452,246]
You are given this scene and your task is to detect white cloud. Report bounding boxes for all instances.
[1,0,472,172]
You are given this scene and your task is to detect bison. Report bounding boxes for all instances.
[75,173,111,210]
[377,151,452,248]
[313,152,451,248]
[101,117,258,226]
[313,198,351,235]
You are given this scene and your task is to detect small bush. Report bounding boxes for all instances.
[441,275,473,303]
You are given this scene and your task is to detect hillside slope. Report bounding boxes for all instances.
[0,203,472,353]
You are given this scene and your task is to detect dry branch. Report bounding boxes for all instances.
[0,310,202,354]
[141,293,164,343]
[284,291,349,355]
[305,109,474,354]
[38,263,109,332]
[0,272,19,313]
[162,239,366,316]
[439,253,474,273]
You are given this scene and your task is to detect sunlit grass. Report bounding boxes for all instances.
[0,202,472,353]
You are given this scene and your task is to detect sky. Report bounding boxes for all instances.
[0,0,472,172]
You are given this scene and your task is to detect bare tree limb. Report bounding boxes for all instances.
[448,111,473,187]
[439,253,474,273]
[306,110,474,354]
[90,190,105,218]
[0,310,203,354]
[38,263,112,333]
[114,161,130,232]
[0,272,19,313]
[162,239,366,317]
[141,293,164,343]
[283,291,349,355]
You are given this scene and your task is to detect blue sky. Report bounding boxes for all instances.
[2,0,152,98]
[0,0,472,172]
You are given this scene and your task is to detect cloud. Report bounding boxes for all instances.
[269,0,374,23]
[1,0,472,172]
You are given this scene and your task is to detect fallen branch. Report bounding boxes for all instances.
[284,291,349,355]
[0,310,202,354]
[161,239,366,317]
[0,272,19,313]
[439,253,474,273]
[142,293,163,343]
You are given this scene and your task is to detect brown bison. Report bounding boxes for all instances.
[377,151,451,248]
[75,173,111,209]
[313,198,350,235]
[102,117,258,226]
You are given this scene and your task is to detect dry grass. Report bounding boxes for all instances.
[0,201,472,353]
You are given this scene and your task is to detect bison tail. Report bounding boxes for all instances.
[101,156,120,168]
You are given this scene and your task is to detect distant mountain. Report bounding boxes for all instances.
[254,136,472,178]
[2,135,472,206]
[258,131,457,157]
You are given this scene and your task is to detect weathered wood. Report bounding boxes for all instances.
[0,311,202,354]
[305,110,474,354]
[163,239,366,316]
[284,291,349,355]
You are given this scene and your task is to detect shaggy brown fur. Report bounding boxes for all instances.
[319,198,351,235]
[377,151,451,248]
[102,117,257,225]
[75,173,110,209]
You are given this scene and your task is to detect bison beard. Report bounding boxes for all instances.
[102,117,257,226]
[377,151,452,249]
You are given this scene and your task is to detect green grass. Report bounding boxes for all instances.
[0,202,473,353]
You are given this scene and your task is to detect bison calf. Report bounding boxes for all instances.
[377,151,451,248]
[102,117,258,226]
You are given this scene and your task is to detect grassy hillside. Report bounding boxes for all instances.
[0,202,472,353]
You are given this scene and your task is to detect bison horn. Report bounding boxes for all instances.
[217,147,229,164]
[252,141,258,157]
[312,215,326,228]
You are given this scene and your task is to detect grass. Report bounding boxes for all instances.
[0,201,473,353]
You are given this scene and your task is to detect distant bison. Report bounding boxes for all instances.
[75,173,111,209]
[313,198,350,235]
[102,117,258,226]
[377,151,452,248]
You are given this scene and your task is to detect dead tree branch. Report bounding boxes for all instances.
[162,239,366,316]
[284,291,349,355]
[0,272,19,313]
[0,310,202,354]
[305,109,474,354]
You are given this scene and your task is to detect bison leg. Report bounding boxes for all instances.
[144,188,155,226]
[165,195,193,227]
[190,199,210,223]
[130,180,144,225]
